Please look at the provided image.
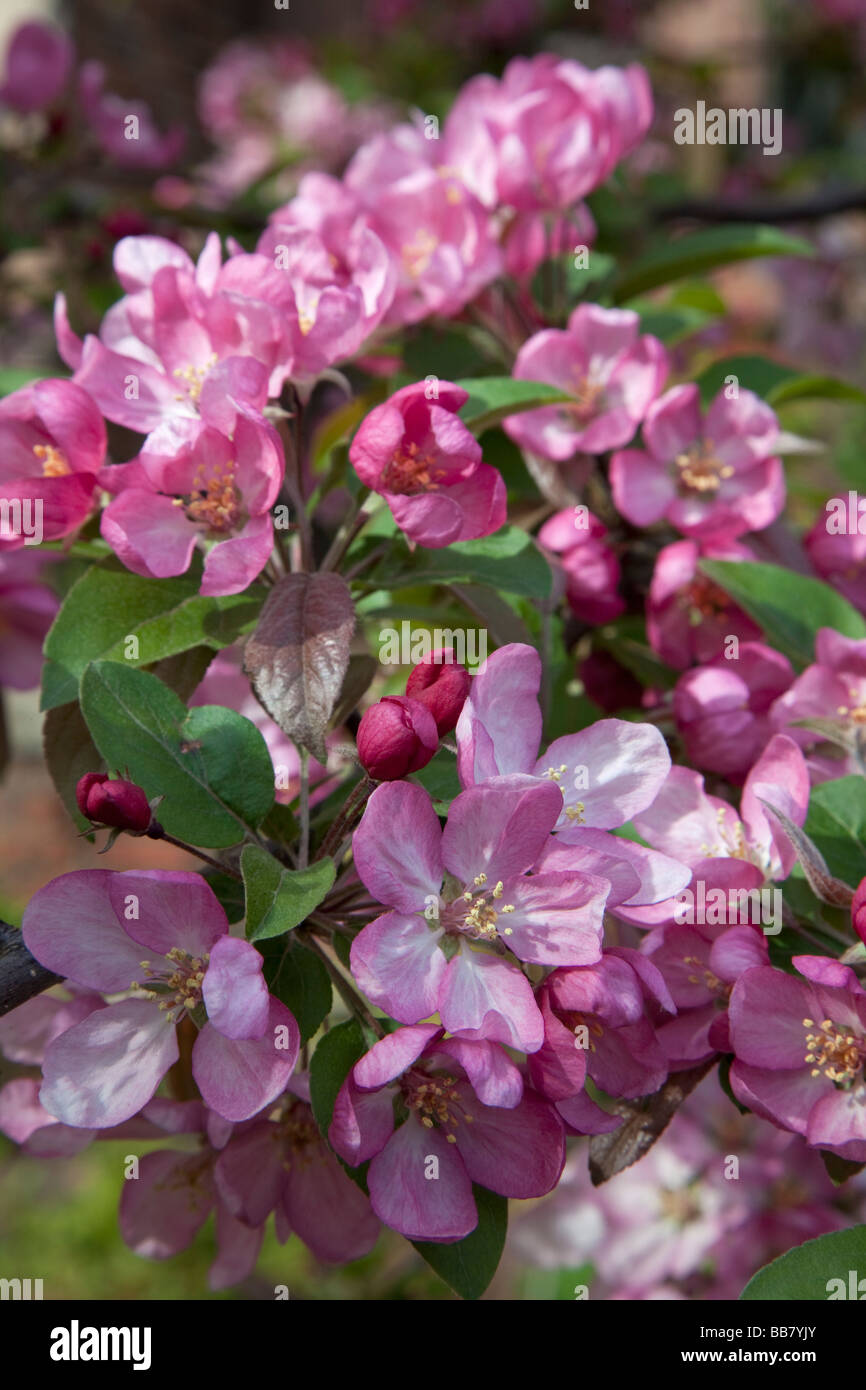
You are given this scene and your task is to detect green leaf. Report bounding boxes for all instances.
[0,367,51,396]
[413,1185,508,1300]
[696,354,866,408]
[611,225,813,304]
[804,776,866,887]
[820,1151,866,1186]
[411,751,462,811]
[372,526,553,599]
[41,561,264,711]
[260,936,332,1043]
[241,844,336,942]
[741,1225,866,1300]
[455,377,572,434]
[80,661,274,847]
[699,559,866,668]
[310,1018,366,1140]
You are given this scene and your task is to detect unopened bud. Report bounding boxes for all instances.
[357,697,438,781]
[405,648,471,735]
[75,773,153,834]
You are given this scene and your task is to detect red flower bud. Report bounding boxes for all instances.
[852,877,866,945]
[405,648,472,735]
[75,773,153,833]
[357,696,439,781]
[578,651,643,714]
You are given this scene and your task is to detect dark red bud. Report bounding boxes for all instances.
[852,877,866,945]
[405,648,472,735]
[356,696,439,781]
[75,772,153,833]
[579,651,643,714]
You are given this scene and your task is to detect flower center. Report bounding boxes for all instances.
[803,1017,866,1088]
[700,807,763,868]
[172,354,219,403]
[402,1069,473,1142]
[446,871,515,942]
[674,440,734,495]
[130,947,209,1022]
[185,460,242,533]
[837,693,866,725]
[33,443,70,477]
[401,229,438,279]
[381,441,444,495]
[685,575,730,623]
[568,372,605,424]
[561,1009,604,1051]
[683,954,729,1000]
[544,763,586,823]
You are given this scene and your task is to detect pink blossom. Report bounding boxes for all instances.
[673,641,794,780]
[771,627,866,780]
[647,539,761,669]
[357,696,439,780]
[729,958,866,1162]
[537,507,625,625]
[0,21,73,113]
[528,947,674,1133]
[504,306,668,460]
[501,204,596,283]
[0,379,105,547]
[100,398,283,596]
[329,1024,565,1240]
[343,126,501,324]
[351,777,610,1051]
[22,869,299,1127]
[805,512,866,616]
[441,54,652,213]
[0,550,59,689]
[349,381,506,548]
[78,61,185,169]
[610,385,784,541]
[404,649,472,735]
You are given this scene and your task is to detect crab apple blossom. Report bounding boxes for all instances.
[610,384,784,541]
[349,381,506,547]
[0,378,105,548]
[356,695,439,780]
[76,773,154,834]
[100,398,283,596]
[78,61,185,169]
[578,650,643,713]
[0,550,59,689]
[537,508,625,625]
[214,1078,380,1264]
[351,777,610,1051]
[805,511,866,616]
[647,539,761,669]
[455,642,689,914]
[501,204,596,283]
[729,958,866,1162]
[21,870,299,1127]
[503,306,668,460]
[852,877,866,945]
[440,53,652,212]
[673,641,794,780]
[528,947,675,1133]
[405,649,472,735]
[330,1024,565,1240]
[342,125,502,324]
[771,627,866,781]
[0,21,73,114]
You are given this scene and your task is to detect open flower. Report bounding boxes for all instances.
[330,1024,565,1240]
[22,869,299,1127]
[349,381,506,547]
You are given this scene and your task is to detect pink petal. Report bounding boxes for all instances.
[442,774,563,884]
[367,1117,477,1241]
[353,781,444,912]
[440,949,544,1052]
[192,997,298,1121]
[350,913,446,1023]
[203,935,269,1040]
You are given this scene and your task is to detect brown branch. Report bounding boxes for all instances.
[0,920,62,1017]
[655,187,866,224]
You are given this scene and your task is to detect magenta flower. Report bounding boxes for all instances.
[537,508,625,625]
[647,538,761,669]
[502,204,596,283]
[806,510,866,617]
[0,21,73,113]
[78,60,185,169]
[729,958,866,1162]
[351,777,610,1051]
[330,1024,565,1240]
[771,627,866,780]
[628,735,810,927]
[214,1080,380,1263]
[58,234,287,434]
[610,385,784,541]
[455,643,688,914]
[22,870,299,1127]
[504,306,667,460]
[349,381,506,548]
[100,398,283,596]
[673,641,794,780]
[441,53,652,212]
[529,948,674,1133]
[0,550,59,689]
[0,379,105,548]
[343,126,501,325]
